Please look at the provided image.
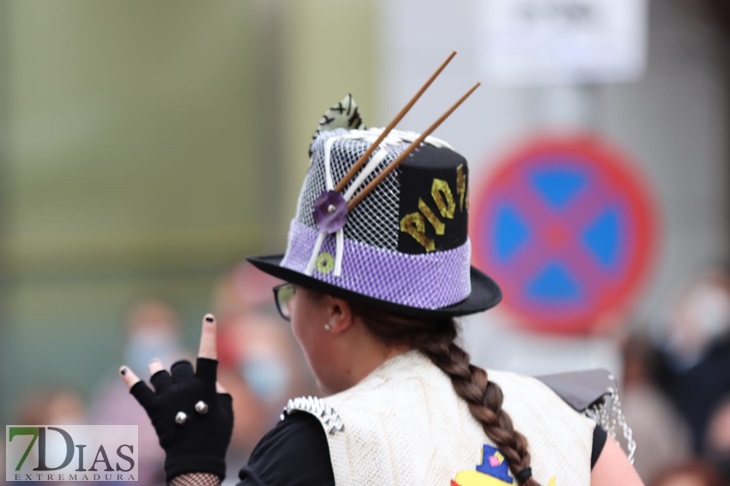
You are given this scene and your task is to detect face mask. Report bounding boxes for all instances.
[124,327,179,372]
[691,285,730,340]
[669,283,730,366]
[239,356,291,404]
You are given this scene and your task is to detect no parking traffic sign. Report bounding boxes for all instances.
[471,136,656,334]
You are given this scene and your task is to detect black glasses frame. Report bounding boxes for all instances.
[273,283,296,321]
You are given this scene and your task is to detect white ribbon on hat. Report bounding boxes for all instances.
[305,136,389,278]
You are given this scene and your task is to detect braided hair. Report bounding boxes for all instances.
[351,303,541,486]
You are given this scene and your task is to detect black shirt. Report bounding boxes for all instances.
[237,412,608,485]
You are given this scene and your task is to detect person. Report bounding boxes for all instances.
[654,265,730,453]
[91,298,190,486]
[620,334,691,483]
[704,395,730,482]
[118,88,643,485]
[10,386,89,486]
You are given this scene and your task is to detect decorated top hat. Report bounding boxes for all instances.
[248,55,501,317]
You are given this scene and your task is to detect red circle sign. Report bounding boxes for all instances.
[471,136,656,334]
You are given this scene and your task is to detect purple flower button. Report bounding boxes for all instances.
[313,190,348,234]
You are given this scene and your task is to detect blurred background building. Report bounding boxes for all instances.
[1,0,729,484]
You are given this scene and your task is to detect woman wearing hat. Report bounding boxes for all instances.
[119,92,643,485]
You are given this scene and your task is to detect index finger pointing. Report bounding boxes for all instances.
[198,313,217,359]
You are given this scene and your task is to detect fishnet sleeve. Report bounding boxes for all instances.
[169,473,221,486]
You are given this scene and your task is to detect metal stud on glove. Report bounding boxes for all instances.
[195,400,209,415]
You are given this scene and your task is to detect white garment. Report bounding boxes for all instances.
[291,351,595,485]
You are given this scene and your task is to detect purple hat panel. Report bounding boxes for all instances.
[281,220,472,309]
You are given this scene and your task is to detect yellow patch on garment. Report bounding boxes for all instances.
[452,470,513,485]
[451,471,557,486]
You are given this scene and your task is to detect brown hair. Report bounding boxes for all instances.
[350,303,540,486]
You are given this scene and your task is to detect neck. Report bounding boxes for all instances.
[326,326,411,394]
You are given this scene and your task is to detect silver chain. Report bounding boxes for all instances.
[584,374,636,464]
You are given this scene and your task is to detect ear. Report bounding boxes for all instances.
[324,295,354,335]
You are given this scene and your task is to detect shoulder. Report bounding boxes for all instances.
[252,411,329,456]
[488,369,575,409]
[488,369,592,422]
[489,368,608,423]
[239,412,334,486]
[489,371,597,444]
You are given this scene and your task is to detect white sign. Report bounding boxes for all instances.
[476,0,647,85]
[7,425,138,482]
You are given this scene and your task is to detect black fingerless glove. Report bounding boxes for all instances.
[130,358,234,482]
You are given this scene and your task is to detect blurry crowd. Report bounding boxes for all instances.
[4,262,318,486]
[623,265,730,486]
[5,262,730,485]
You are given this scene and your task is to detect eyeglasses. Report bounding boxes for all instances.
[273,283,296,321]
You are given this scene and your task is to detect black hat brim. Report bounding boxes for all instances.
[246,254,502,318]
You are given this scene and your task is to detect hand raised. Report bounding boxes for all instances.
[119,314,233,482]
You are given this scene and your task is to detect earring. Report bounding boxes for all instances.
[324,323,331,331]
